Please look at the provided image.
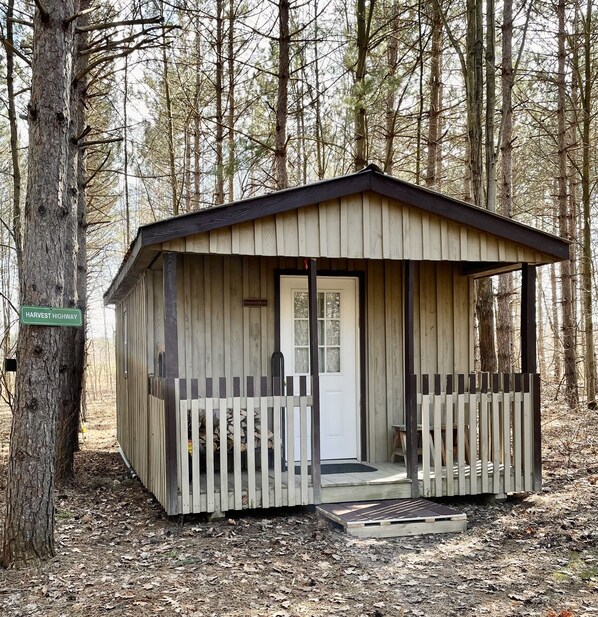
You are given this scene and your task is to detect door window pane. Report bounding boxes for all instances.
[294,319,308,346]
[326,348,340,373]
[295,347,309,374]
[293,288,342,375]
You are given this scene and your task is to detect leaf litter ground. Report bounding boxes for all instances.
[0,391,597,616]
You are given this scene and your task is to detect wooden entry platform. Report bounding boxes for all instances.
[316,498,467,538]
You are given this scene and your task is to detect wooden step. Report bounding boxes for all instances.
[317,498,467,538]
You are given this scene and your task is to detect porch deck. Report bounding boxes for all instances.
[177,460,523,514]
[145,372,540,516]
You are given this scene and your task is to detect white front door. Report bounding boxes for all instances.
[280,276,359,461]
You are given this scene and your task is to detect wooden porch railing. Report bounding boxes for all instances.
[147,377,168,508]
[415,373,540,498]
[173,375,315,515]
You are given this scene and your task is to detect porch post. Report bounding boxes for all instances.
[163,252,180,515]
[521,264,537,374]
[521,264,542,490]
[404,260,419,498]
[307,258,321,503]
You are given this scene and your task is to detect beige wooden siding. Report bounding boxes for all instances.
[162,191,554,264]
[149,254,278,391]
[147,255,472,462]
[115,276,149,486]
[365,261,472,461]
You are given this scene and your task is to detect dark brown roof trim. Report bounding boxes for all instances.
[141,171,372,246]
[370,173,570,261]
[104,167,569,304]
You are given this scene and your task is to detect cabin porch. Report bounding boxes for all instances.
[142,370,540,516]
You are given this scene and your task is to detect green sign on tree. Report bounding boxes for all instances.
[20,306,83,327]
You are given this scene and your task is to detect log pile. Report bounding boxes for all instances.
[189,408,274,453]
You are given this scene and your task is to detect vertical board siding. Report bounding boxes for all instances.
[115,276,149,487]
[175,376,314,514]
[418,373,538,497]
[161,191,552,264]
[126,253,474,483]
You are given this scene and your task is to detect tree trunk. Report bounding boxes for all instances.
[193,21,202,210]
[161,26,179,214]
[275,0,290,189]
[5,0,22,275]
[580,0,596,406]
[123,55,130,245]
[425,0,442,188]
[557,0,578,407]
[485,0,496,212]
[354,0,374,171]
[465,0,484,206]
[466,0,496,372]
[2,0,76,568]
[384,0,399,174]
[550,261,561,381]
[313,0,324,179]
[56,0,89,486]
[496,0,514,374]
[215,0,225,204]
[227,0,236,199]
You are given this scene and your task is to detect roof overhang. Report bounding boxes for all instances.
[104,167,570,305]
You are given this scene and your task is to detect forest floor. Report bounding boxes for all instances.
[0,389,598,617]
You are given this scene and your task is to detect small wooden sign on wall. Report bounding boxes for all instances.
[243,298,268,307]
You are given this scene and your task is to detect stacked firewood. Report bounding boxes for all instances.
[190,408,275,453]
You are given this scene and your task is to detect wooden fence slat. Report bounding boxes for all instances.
[273,378,283,507]
[468,374,477,495]
[502,374,512,494]
[219,378,229,513]
[421,376,431,497]
[299,376,309,505]
[177,389,190,514]
[260,377,270,509]
[433,376,443,497]
[286,376,296,507]
[457,376,466,496]
[246,377,256,509]
[480,374,489,493]
[191,398,201,512]
[492,375,501,494]
[513,375,523,492]
[205,379,215,513]
[445,375,454,497]
[233,377,242,511]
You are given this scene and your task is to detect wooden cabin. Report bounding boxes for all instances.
[104,166,569,516]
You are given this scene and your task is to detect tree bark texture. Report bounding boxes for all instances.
[214,0,225,204]
[383,1,399,175]
[465,0,484,206]
[275,0,290,190]
[5,0,22,276]
[580,0,597,405]
[161,26,179,214]
[425,0,442,188]
[353,0,374,171]
[2,0,76,568]
[56,0,89,485]
[557,0,578,407]
[485,0,496,212]
[227,0,236,200]
[496,0,513,374]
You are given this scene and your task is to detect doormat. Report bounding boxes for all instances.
[295,463,377,475]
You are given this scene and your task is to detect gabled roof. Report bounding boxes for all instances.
[105,166,569,304]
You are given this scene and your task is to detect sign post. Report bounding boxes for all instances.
[20,306,83,327]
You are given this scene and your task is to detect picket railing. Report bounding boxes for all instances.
[147,377,168,507]
[417,373,540,498]
[174,376,315,514]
